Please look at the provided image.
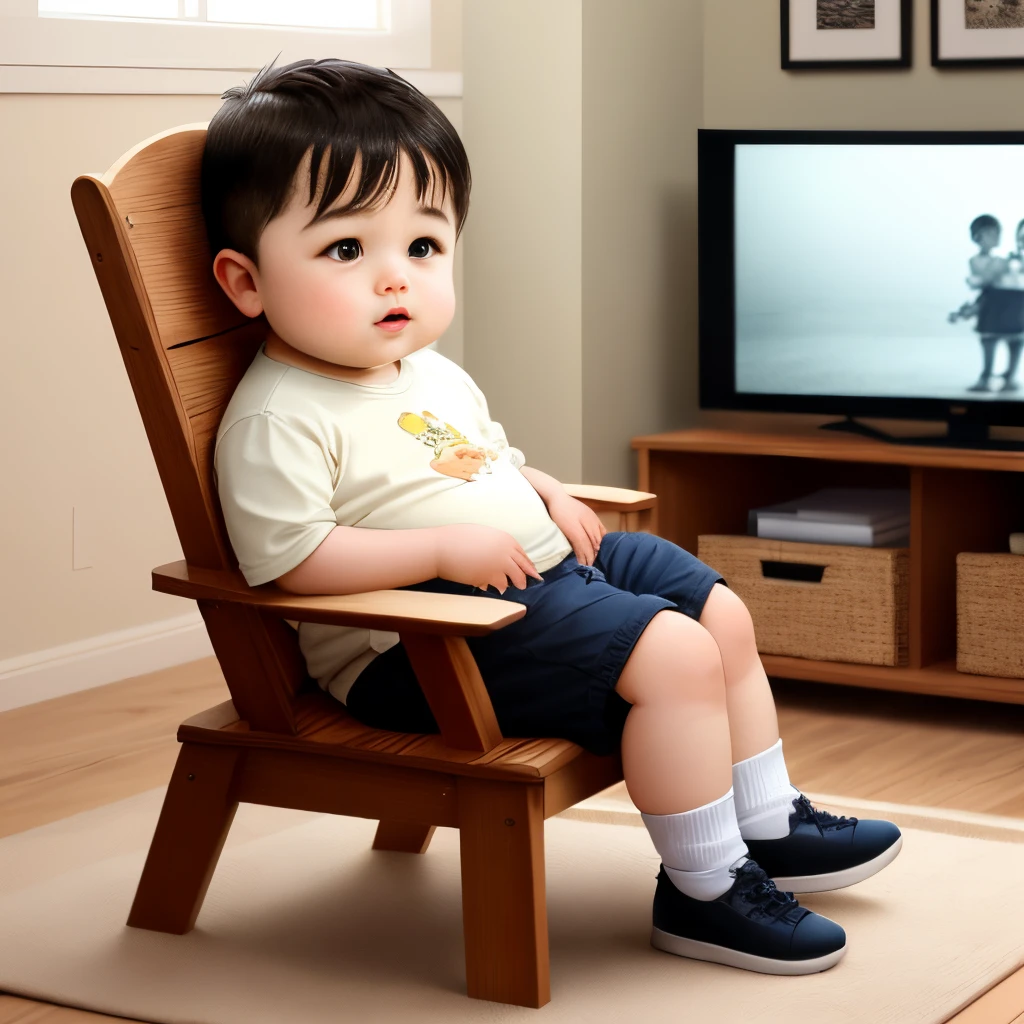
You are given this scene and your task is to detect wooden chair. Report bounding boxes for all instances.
[70,123,659,1010]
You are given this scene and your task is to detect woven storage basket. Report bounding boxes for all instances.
[697,535,910,666]
[956,553,1024,678]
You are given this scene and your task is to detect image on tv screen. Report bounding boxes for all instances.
[735,143,1024,401]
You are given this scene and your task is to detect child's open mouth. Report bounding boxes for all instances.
[375,309,410,332]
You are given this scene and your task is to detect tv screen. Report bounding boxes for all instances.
[699,130,1024,437]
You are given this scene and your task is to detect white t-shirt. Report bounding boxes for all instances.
[213,342,572,704]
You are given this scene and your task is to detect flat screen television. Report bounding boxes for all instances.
[698,129,1024,449]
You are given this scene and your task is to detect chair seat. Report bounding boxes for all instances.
[179,687,608,783]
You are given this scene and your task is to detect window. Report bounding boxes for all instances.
[0,0,432,93]
[37,0,383,31]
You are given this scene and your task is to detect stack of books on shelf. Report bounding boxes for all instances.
[748,488,911,547]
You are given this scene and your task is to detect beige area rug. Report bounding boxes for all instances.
[2,783,1024,1024]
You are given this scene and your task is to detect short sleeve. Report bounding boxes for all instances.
[213,412,339,587]
[458,369,527,469]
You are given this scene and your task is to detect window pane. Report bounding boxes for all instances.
[39,0,177,16]
[206,0,380,30]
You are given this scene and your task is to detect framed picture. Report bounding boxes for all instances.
[781,0,913,69]
[932,0,1024,67]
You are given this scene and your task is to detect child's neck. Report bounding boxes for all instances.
[263,330,400,385]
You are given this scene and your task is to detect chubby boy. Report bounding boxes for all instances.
[203,57,901,977]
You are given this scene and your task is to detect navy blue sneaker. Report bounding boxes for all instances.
[743,792,903,894]
[651,859,847,975]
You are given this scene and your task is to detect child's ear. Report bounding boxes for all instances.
[212,249,264,318]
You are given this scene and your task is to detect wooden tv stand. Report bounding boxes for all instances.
[631,427,1024,704]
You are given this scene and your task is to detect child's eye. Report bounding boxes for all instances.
[324,239,362,262]
[409,237,441,259]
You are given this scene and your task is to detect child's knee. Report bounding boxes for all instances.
[615,610,724,706]
[700,584,756,646]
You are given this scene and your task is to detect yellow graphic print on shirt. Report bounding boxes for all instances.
[397,410,500,481]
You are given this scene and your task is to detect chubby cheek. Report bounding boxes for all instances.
[422,275,457,333]
[263,263,364,337]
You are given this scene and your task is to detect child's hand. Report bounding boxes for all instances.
[434,523,542,594]
[949,301,978,323]
[544,492,608,567]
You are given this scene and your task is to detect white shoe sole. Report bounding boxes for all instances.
[651,927,847,975]
[771,834,903,893]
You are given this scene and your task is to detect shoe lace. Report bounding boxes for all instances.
[793,793,858,834]
[732,861,800,922]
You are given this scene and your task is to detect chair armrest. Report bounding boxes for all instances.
[561,484,656,512]
[152,559,526,635]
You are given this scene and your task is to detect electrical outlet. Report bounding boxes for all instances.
[72,505,94,571]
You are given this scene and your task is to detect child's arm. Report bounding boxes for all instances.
[276,524,442,595]
[949,299,980,323]
[519,464,567,507]
[277,522,542,595]
[968,254,1008,287]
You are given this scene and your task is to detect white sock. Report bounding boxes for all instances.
[732,737,801,840]
[641,787,750,901]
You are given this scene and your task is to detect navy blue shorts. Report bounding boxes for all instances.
[344,531,726,756]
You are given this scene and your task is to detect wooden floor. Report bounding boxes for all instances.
[1,658,1023,1022]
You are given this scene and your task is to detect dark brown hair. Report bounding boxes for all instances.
[200,56,472,266]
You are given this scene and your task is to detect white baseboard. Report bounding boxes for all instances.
[0,612,215,713]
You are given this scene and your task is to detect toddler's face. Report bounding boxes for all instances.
[974,225,1000,251]
[220,147,457,371]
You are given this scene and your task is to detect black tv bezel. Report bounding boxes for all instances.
[698,128,1024,430]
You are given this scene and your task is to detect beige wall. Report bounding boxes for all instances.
[462,0,584,483]
[582,0,703,487]
[0,3,462,662]
[462,0,703,489]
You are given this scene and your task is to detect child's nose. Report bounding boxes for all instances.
[376,259,410,295]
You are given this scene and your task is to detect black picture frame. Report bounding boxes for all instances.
[932,0,1024,68]
[781,0,913,69]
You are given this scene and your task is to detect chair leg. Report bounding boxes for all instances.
[127,742,241,934]
[457,779,549,1008]
[372,821,437,853]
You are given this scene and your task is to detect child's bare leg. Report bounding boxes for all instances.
[615,609,750,900]
[698,583,802,840]
[970,334,999,389]
[1002,336,1023,388]
[697,583,779,763]
[614,609,733,814]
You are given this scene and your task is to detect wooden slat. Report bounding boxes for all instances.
[70,173,231,571]
[234,748,459,826]
[543,750,624,819]
[176,695,592,781]
[153,560,528,635]
[372,821,437,853]
[196,600,303,734]
[102,123,249,349]
[560,483,657,512]
[399,632,504,752]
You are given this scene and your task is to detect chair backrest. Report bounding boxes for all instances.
[71,124,313,731]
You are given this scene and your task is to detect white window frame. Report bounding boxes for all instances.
[0,0,438,94]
